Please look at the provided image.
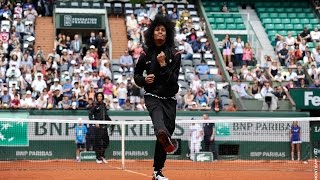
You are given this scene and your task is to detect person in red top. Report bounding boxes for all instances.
[90,45,99,70]
[10,94,20,109]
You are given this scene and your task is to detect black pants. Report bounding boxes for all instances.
[204,139,217,160]
[94,126,109,160]
[144,95,176,170]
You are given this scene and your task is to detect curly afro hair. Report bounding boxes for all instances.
[144,15,175,49]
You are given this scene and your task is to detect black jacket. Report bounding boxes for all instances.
[134,47,181,97]
[89,102,111,121]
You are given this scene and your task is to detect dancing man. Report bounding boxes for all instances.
[134,15,181,180]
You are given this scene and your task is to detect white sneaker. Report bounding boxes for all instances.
[153,171,169,180]
[101,158,108,164]
[96,159,102,164]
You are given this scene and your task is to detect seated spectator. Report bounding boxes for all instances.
[312,45,320,67]
[260,81,274,97]
[298,79,308,88]
[304,56,317,69]
[268,61,280,80]
[31,73,47,94]
[309,79,320,88]
[62,77,72,98]
[224,101,237,112]
[284,79,297,91]
[184,89,195,109]
[126,14,138,34]
[119,49,133,75]
[58,94,71,109]
[249,80,262,99]
[36,93,47,110]
[308,64,318,79]
[0,89,10,108]
[196,60,209,75]
[128,83,141,110]
[14,3,23,18]
[293,44,303,61]
[10,94,20,109]
[195,89,209,107]
[78,86,88,108]
[136,98,147,111]
[103,77,113,103]
[286,68,298,81]
[310,27,320,43]
[274,72,285,82]
[148,3,158,21]
[201,40,212,53]
[300,27,311,42]
[273,86,286,100]
[71,95,78,110]
[190,38,202,53]
[169,7,179,22]
[226,61,236,77]
[278,43,289,66]
[47,91,55,109]
[222,3,229,12]
[23,90,34,108]
[211,96,223,112]
[134,5,147,18]
[190,76,202,93]
[206,81,216,104]
[187,28,198,43]
[232,79,253,99]
[131,43,143,61]
[181,38,193,60]
[296,64,305,81]
[53,88,63,107]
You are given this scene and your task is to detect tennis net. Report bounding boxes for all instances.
[0,117,318,172]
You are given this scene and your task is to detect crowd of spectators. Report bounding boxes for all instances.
[0,1,236,112]
[230,25,320,107]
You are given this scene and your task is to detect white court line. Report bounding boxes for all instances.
[109,165,153,178]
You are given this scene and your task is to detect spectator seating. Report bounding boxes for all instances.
[256,1,319,46]
[202,0,246,30]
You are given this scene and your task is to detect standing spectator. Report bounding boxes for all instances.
[103,77,113,103]
[242,43,253,66]
[233,37,244,66]
[71,34,82,54]
[148,3,158,21]
[222,34,232,64]
[278,43,289,66]
[129,83,141,110]
[168,7,179,22]
[202,114,217,159]
[119,49,134,75]
[87,32,97,48]
[126,14,138,34]
[117,82,127,108]
[189,122,203,161]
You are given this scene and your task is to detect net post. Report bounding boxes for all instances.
[121,123,125,170]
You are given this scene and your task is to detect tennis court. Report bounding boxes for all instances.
[0,159,314,180]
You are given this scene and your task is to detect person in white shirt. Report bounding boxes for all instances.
[147,3,158,21]
[233,37,244,66]
[232,79,253,99]
[260,81,274,97]
[182,38,194,60]
[36,93,47,110]
[189,122,203,161]
[285,68,298,81]
[190,76,202,93]
[119,49,134,74]
[285,32,295,50]
[50,78,63,92]
[23,90,34,108]
[310,27,320,43]
[206,82,216,104]
[308,64,318,79]
[117,82,128,107]
[126,14,138,34]
[31,73,47,94]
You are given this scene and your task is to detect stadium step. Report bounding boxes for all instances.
[108,16,128,60]
[35,17,55,58]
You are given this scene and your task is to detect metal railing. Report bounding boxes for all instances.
[105,10,112,60]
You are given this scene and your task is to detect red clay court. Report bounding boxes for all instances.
[0,159,315,180]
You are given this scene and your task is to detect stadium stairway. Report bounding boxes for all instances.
[34,17,55,57]
[108,16,128,60]
[238,7,275,62]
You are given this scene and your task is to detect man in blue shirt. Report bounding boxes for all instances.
[196,60,209,75]
[75,122,87,162]
[62,77,73,98]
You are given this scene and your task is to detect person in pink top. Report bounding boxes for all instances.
[103,76,113,103]
[242,42,253,66]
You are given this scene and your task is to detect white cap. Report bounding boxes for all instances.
[17,3,21,6]
[65,76,70,80]
[90,45,95,49]
[84,70,89,74]
[62,49,68,53]
[26,90,31,95]
[74,69,81,73]
[64,71,69,75]
[54,87,60,91]
[71,60,76,65]
[37,73,42,77]
[80,66,85,71]
[54,78,59,82]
